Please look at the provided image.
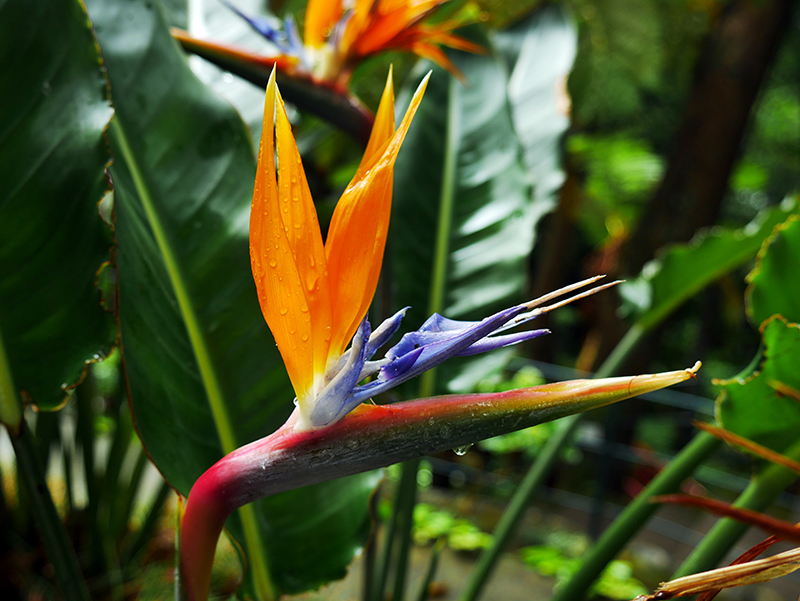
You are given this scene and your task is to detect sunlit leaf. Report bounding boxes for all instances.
[717,210,800,454]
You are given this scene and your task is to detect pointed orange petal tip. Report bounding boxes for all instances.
[358,67,396,174]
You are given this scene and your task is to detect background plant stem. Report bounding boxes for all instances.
[11,420,90,601]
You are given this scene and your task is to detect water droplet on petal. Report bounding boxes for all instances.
[269,258,277,267]
[279,307,288,315]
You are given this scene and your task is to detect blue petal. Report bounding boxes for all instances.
[386,305,524,363]
[457,329,548,356]
[366,308,407,359]
[283,14,305,56]
[224,2,289,50]
[310,318,371,427]
[344,303,545,407]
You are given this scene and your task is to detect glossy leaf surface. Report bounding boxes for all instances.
[495,5,577,212]
[0,0,114,421]
[718,317,800,453]
[85,0,380,592]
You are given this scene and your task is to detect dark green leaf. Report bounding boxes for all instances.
[0,0,114,421]
[86,0,378,592]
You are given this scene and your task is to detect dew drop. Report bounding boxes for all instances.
[301,334,309,341]
[268,258,277,267]
[279,307,288,315]
[452,444,473,456]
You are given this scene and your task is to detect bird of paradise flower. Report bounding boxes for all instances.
[177,68,700,601]
[172,0,482,143]
[176,0,480,87]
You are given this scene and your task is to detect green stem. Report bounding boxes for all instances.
[551,430,721,601]
[75,377,103,571]
[415,538,445,601]
[372,481,403,601]
[0,324,23,433]
[459,411,580,601]
[363,492,378,601]
[672,438,800,578]
[420,75,461,395]
[390,458,422,601]
[459,323,649,601]
[11,421,90,601]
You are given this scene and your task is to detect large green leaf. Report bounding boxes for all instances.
[747,212,800,326]
[391,12,573,393]
[619,199,797,330]
[718,211,800,453]
[718,317,800,453]
[85,0,379,593]
[0,0,114,423]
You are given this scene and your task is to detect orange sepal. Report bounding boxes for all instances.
[355,68,396,179]
[324,73,429,357]
[250,70,332,399]
[304,0,344,48]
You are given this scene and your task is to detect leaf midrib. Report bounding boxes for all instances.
[110,117,277,600]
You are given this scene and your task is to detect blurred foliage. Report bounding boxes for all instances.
[521,529,647,599]
[568,134,664,243]
[412,504,495,551]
